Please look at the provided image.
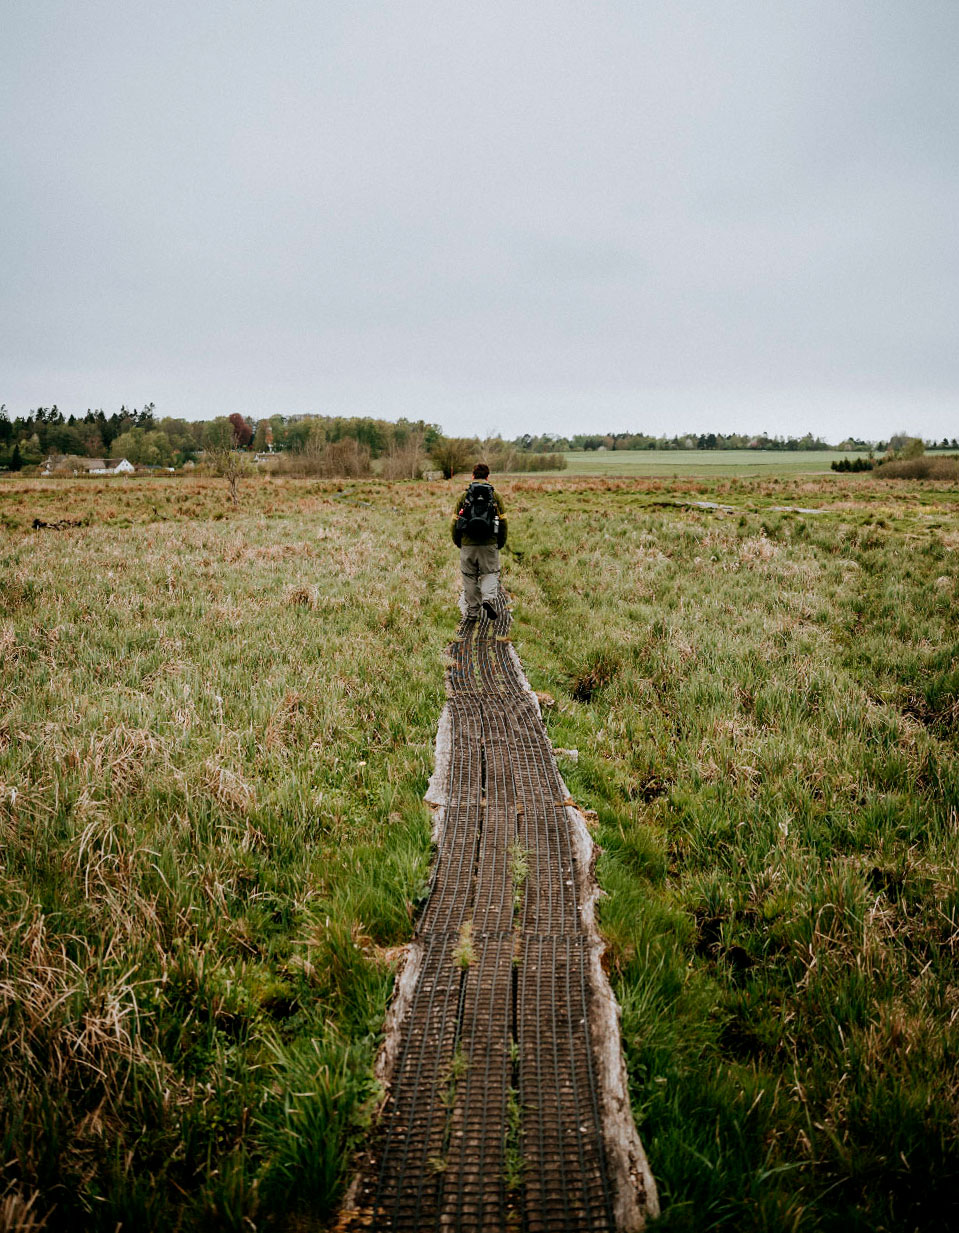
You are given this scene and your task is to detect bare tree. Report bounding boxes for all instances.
[207,446,254,507]
[382,431,427,480]
[318,438,372,477]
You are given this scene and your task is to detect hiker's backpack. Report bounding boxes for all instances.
[456,482,498,541]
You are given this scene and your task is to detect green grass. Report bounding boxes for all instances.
[543,448,956,478]
[504,475,959,1231]
[1,471,958,1230]
[546,449,871,477]
[0,477,449,1230]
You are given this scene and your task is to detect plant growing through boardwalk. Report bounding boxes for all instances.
[503,1084,525,1195]
[439,1047,470,1109]
[508,841,530,912]
[428,1046,470,1176]
[453,919,475,969]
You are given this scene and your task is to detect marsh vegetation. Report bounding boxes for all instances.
[1,470,957,1230]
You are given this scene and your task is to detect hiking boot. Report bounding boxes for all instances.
[482,600,498,622]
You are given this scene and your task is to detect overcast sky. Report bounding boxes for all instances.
[2,1,957,441]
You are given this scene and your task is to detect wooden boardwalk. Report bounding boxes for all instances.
[340,597,657,1231]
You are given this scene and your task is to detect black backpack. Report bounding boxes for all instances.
[456,482,498,541]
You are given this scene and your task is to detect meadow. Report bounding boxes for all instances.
[553,447,956,478]
[1,469,957,1231]
[552,449,868,477]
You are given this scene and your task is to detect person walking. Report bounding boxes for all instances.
[451,462,507,623]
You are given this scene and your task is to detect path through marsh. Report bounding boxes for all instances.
[340,596,657,1231]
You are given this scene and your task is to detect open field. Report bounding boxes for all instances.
[2,471,958,1230]
[551,449,870,477]
[551,449,956,478]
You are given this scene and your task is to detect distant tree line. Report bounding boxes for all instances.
[518,431,959,453]
[0,406,446,473]
[564,431,835,451]
[0,405,565,478]
[3,402,956,477]
[0,404,205,471]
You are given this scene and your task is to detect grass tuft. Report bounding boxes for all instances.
[454,920,475,969]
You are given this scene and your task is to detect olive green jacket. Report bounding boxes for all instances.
[451,485,507,548]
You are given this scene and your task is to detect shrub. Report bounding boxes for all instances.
[875,455,959,480]
[318,439,372,478]
[380,434,428,480]
[483,449,567,473]
[272,437,372,478]
[511,451,567,473]
[430,437,474,479]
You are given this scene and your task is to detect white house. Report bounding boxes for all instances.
[43,455,136,476]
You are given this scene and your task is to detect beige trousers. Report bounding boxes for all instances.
[460,544,500,615]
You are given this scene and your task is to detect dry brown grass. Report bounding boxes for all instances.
[199,759,255,814]
[0,914,151,1085]
[285,584,319,608]
[0,1190,49,1233]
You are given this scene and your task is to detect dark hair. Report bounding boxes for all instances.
[473,462,490,479]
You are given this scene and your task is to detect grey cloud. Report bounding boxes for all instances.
[2,1,957,438]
